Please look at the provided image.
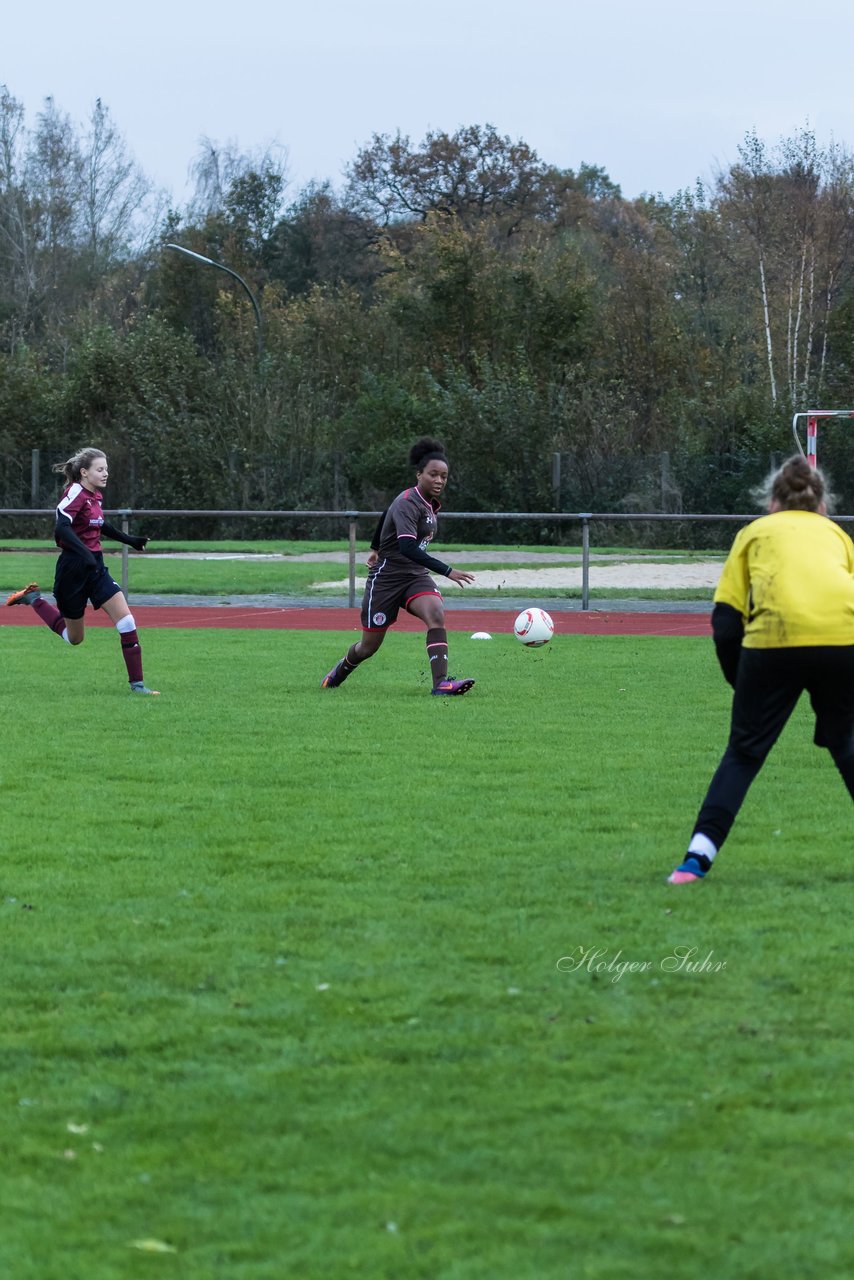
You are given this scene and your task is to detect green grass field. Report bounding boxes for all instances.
[2,626,852,1279]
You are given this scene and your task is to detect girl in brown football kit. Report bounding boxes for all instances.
[321,437,477,695]
[6,447,160,695]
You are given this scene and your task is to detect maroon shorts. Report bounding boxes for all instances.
[360,562,442,630]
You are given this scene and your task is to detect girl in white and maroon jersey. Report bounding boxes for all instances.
[5,447,160,695]
[322,437,477,695]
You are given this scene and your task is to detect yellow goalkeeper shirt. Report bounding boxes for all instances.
[714,510,854,648]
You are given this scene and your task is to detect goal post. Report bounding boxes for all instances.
[792,410,854,467]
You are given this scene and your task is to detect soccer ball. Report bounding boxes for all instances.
[513,607,554,647]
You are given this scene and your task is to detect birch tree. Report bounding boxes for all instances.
[27,97,82,296]
[188,138,288,230]
[79,98,156,272]
[0,86,35,334]
[718,130,780,404]
[806,142,854,398]
[716,128,854,409]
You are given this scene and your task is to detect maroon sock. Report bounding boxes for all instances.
[120,629,144,683]
[426,627,449,686]
[32,597,67,637]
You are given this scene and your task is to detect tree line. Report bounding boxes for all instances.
[2,86,854,536]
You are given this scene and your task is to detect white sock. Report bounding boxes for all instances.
[61,628,70,644]
[688,832,717,861]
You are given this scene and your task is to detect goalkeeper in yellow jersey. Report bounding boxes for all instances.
[669,454,854,884]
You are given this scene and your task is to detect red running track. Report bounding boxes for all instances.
[1,605,709,637]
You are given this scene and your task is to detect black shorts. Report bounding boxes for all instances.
[730,645,854,757]
[53,551,122,620]
[360,561,443,630]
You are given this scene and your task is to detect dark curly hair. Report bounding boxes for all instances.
[409,437,448,470]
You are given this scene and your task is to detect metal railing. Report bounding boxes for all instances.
[3,508,852,610]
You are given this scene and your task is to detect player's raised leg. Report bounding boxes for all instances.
[6,583,73,642]
[322,630,386,688]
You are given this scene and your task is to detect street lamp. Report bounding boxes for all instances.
[164,242,263,363]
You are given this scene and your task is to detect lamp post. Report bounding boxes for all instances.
[164,242,263,364]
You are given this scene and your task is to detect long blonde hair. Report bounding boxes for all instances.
[52,447,106,487]
[753,454,833,513]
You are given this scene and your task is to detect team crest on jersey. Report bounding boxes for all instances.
[372,611,387,626]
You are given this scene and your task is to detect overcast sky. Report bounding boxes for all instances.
[7,0,854,205]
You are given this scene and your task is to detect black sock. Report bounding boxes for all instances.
[687,853,712,873]
[343,644,364,670]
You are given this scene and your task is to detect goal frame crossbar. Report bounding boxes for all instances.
[792,410,854,467]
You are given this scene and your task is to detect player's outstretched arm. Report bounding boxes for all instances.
[102,522,149,551]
